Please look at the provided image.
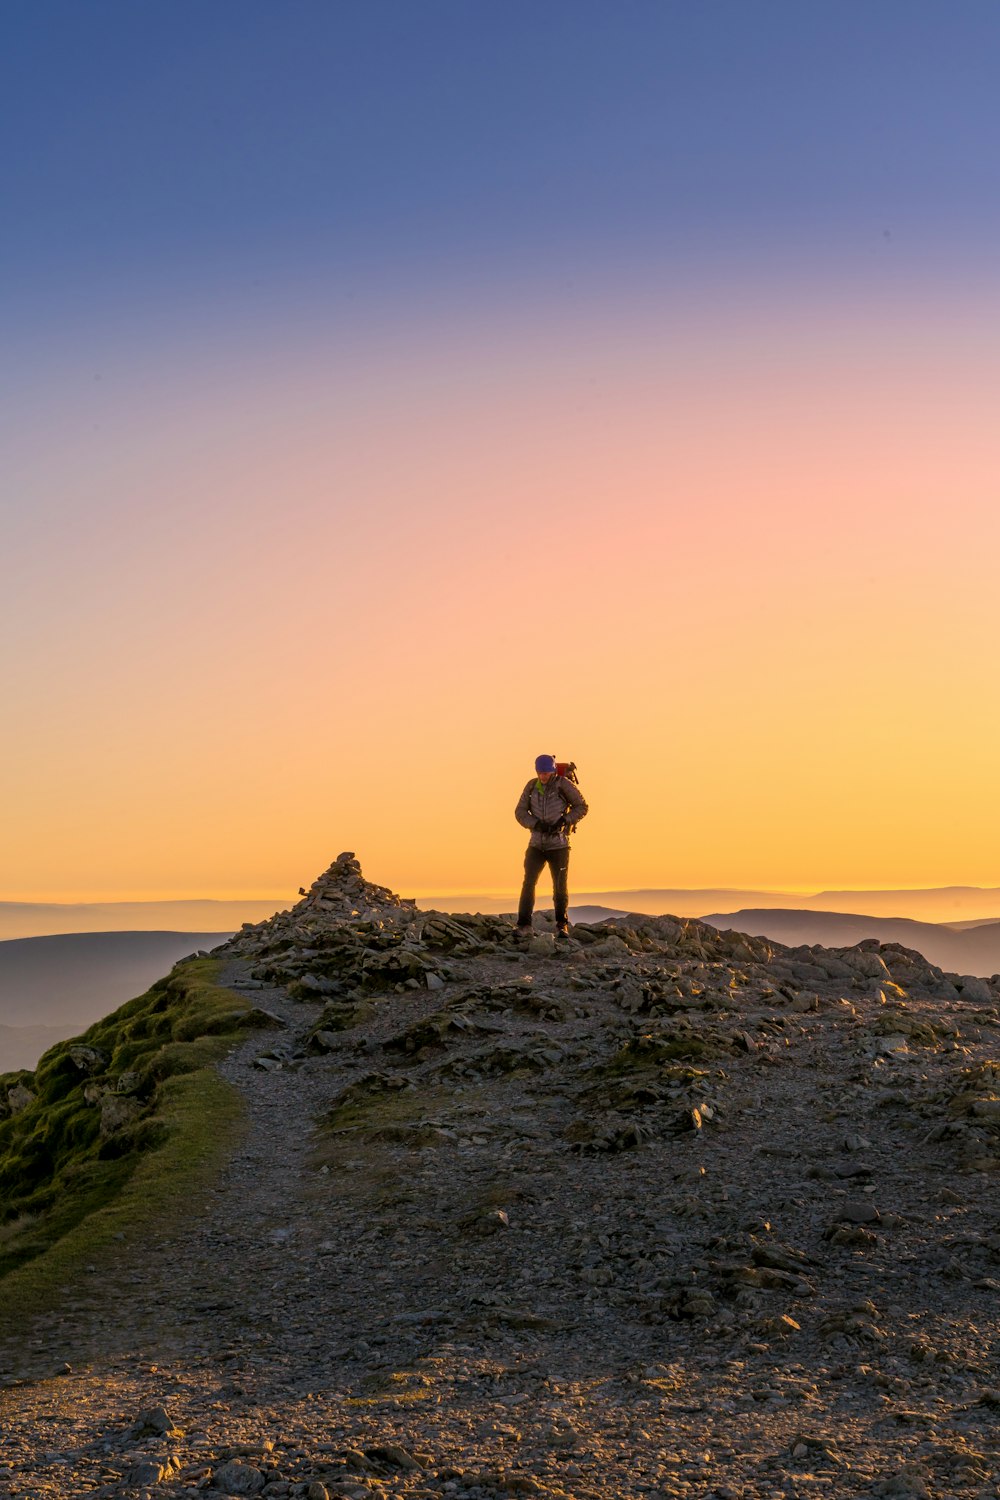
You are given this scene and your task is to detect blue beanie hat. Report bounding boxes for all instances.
[535,754,557,774]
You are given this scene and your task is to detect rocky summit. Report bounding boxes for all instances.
[3,855,1000,1500]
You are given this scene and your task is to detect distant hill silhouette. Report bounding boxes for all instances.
[0,930,233,1072]
[795,887,1000,922]
[424,887,1000,923]
[423,890,796,917]
[0,1022,73,1074]
[702,908,1000,977]
[568,905,629,924]
[0,900,285,941]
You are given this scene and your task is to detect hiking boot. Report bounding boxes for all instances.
[514,924,532,940]
[555,923,571,941]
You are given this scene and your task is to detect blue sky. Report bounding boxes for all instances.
[4,0,1000,342]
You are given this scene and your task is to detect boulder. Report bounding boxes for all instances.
[589,935,632,958]
[957,975,993,1005]
[832,946,891,979]
[100,1094,141,1137]
[125,1460,170,1485]
[68,1045,108,1074]
[212,1460,265,1495]
[529,935,556,956]
[6,1083,35,1114]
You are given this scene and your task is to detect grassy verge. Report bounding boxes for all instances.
[0,958,264,1316]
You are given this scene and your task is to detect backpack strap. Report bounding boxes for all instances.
[555,775,580,831]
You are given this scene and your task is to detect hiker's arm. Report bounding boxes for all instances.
[562,782,588,825]
[515,783,537,830]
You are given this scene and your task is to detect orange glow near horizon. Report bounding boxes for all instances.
[5,276,1000,903]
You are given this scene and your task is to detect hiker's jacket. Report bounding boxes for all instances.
[515,777,589,851]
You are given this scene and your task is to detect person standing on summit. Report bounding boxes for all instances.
[514,755,589,939]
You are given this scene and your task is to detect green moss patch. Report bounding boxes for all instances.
[604,1028,725,1069]
[0,959,260,1290]
[322,1073,420,1134]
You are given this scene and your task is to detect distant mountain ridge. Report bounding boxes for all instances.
[793,886,1000,922]
[0,1022,75,1074]
[6,887,1000,939]
[702,908,1000,977]
[423,887,1000,923]
[0,931,234,1073]
[0,900,286,941]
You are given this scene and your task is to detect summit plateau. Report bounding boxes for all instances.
[2,853,1000,1499]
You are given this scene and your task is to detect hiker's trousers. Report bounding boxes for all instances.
[517,844,570,927]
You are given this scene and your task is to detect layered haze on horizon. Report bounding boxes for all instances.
[0,899,291,941]
[6,886,1000,942]
[420,887,1000,925]
[5,3,1000,904]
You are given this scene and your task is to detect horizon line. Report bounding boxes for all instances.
[7,881,1000,906]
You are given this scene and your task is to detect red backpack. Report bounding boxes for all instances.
[550,760,582,833]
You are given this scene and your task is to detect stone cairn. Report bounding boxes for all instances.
[294,851,416,925]
[217,852,491,1000]
[217,854,536,999]
[222,852,418,958]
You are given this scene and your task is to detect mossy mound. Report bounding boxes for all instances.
[0,959,263,1283]
[604,1025,731,1069]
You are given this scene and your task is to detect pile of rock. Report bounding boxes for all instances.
[220,857,526,1003]
[221,852,419,955]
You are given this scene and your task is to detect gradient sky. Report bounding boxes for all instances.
[4,2,1000,901]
